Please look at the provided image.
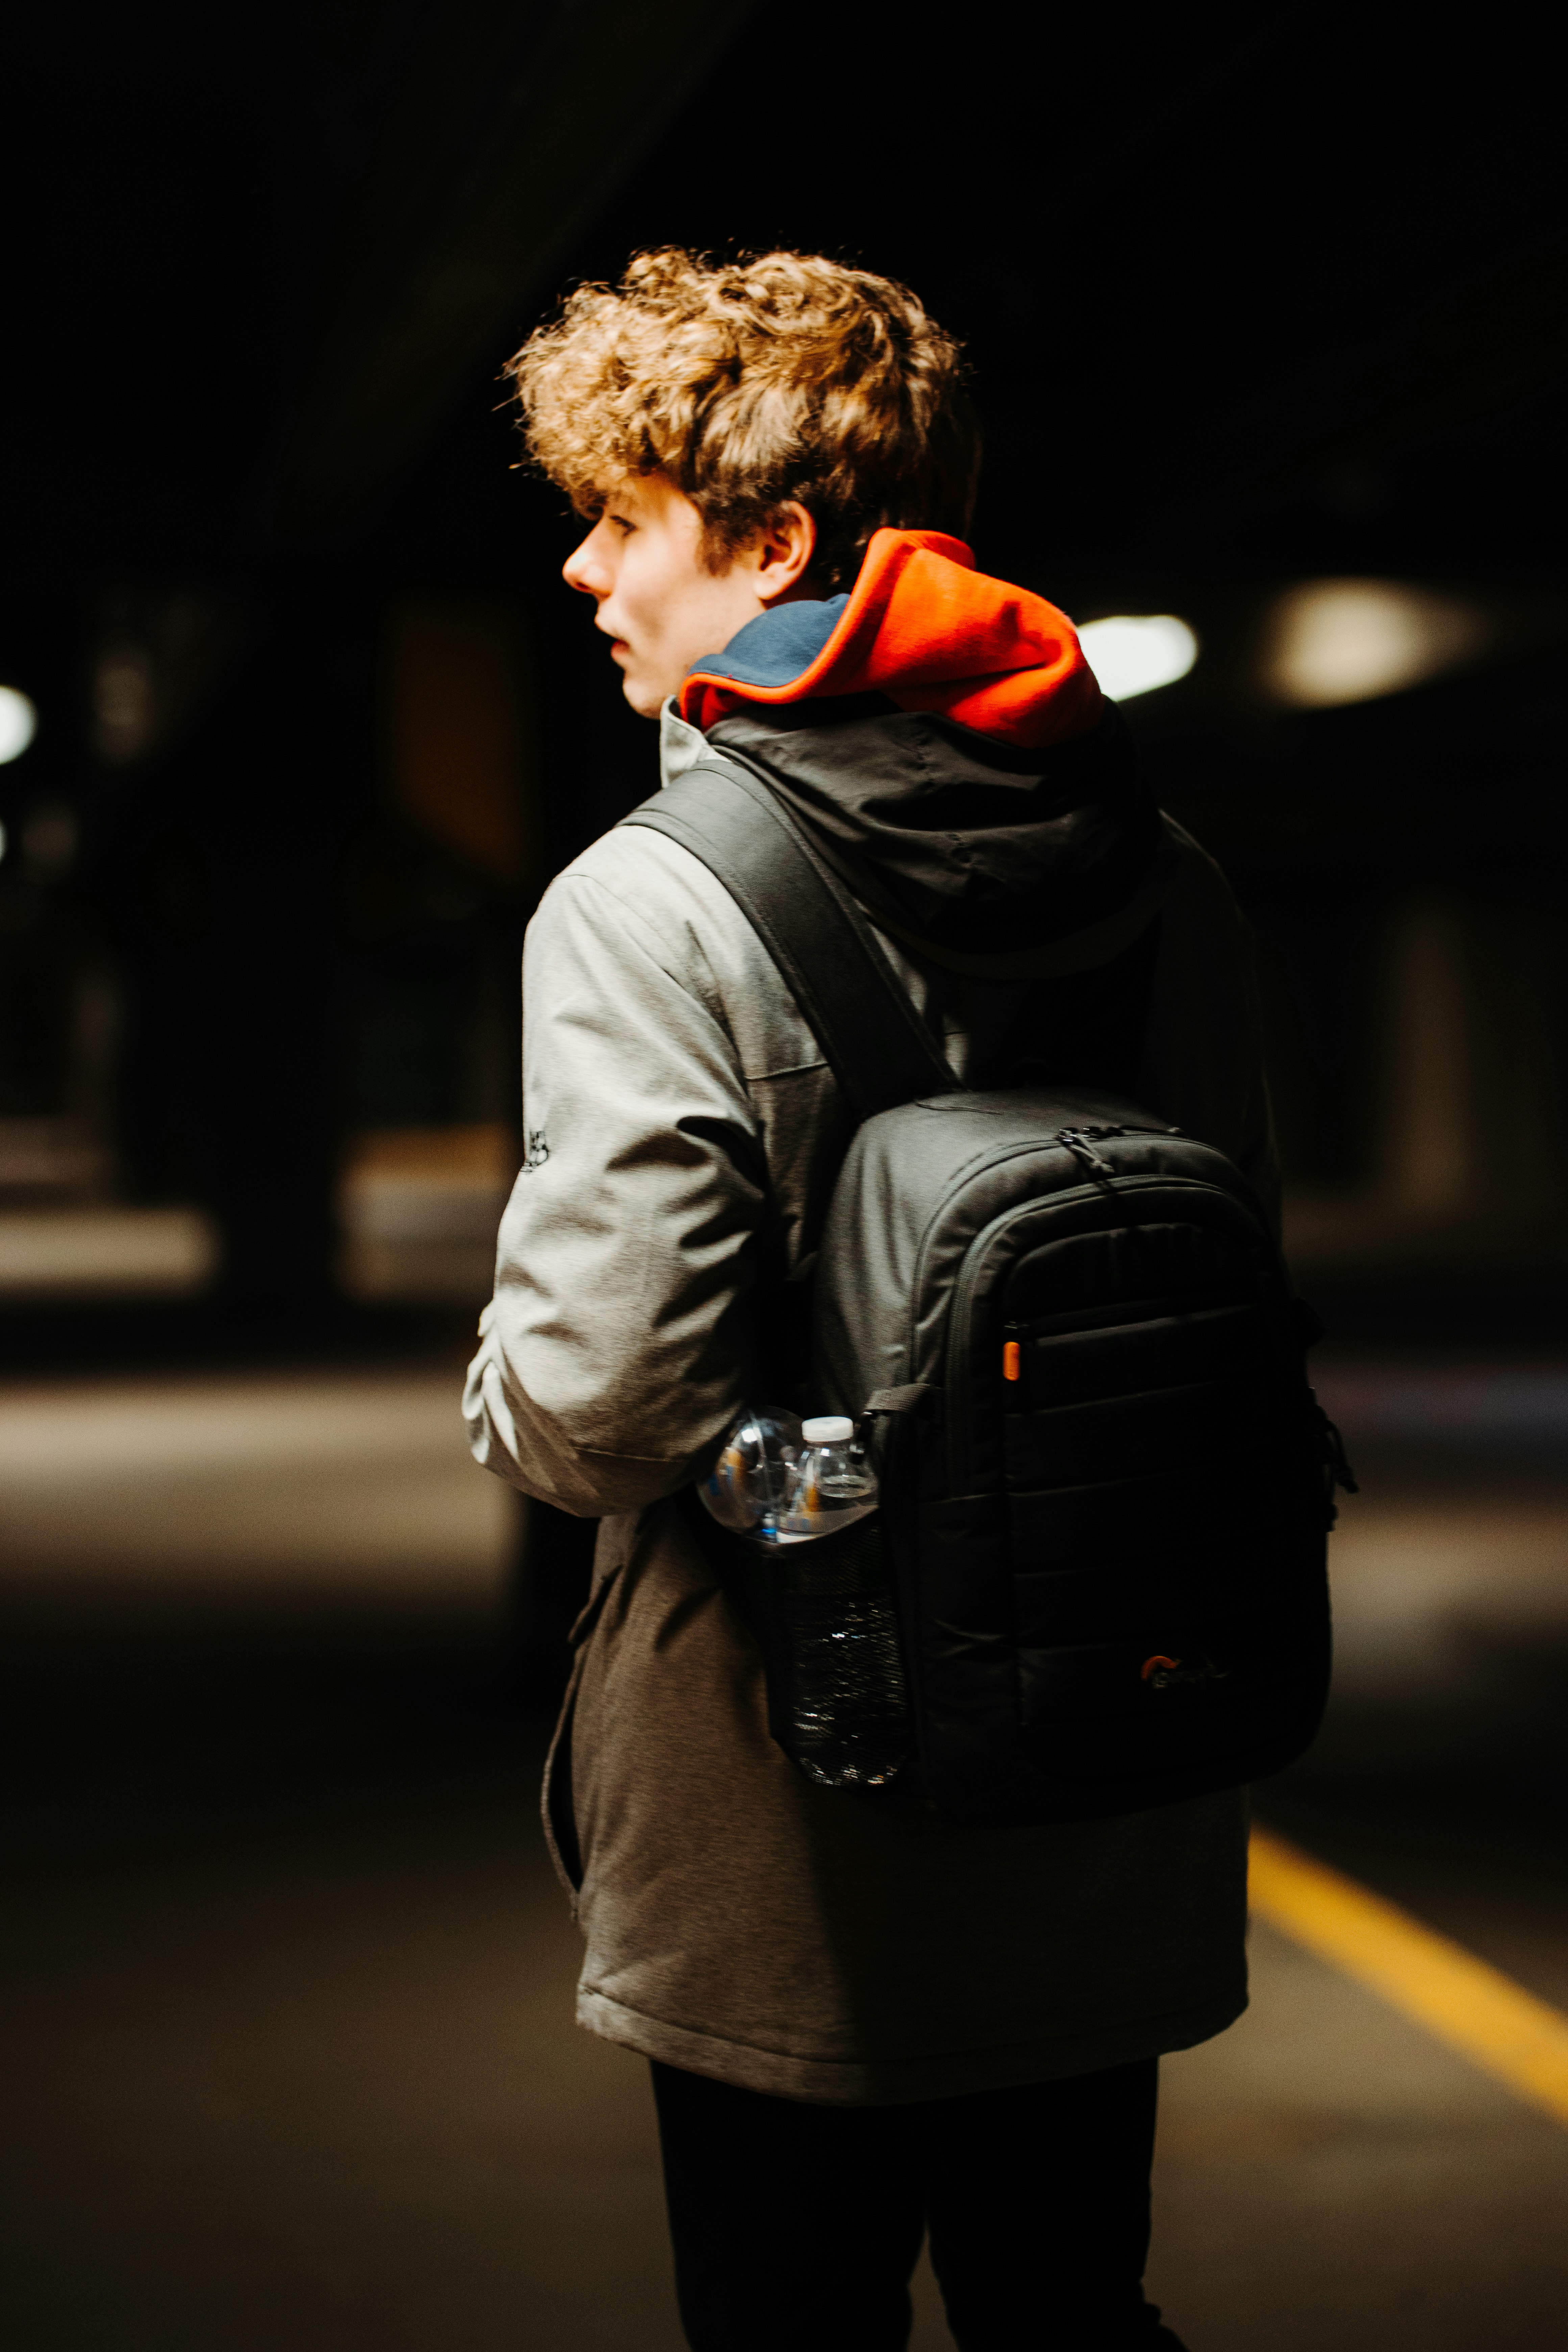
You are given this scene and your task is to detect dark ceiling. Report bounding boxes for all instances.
[8,1,1566,595]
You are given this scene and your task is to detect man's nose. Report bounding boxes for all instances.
[563,530,610,598]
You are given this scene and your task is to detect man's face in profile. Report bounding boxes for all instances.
[562,473,816,717]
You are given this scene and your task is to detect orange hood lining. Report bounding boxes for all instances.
[679,529,1103,751]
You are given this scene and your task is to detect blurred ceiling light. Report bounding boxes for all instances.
[1078,615,1198,701]
[1264,580,1491,708]
[0,684,38,764]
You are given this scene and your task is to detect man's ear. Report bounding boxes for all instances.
[752,503,818,605]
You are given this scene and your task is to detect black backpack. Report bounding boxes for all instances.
[623,754,1352,1824]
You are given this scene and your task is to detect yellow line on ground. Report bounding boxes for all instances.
[1248,1827,1568,2127]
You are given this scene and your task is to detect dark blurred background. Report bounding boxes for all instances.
[6,1,1568,1341]
[4,8,1568,2349]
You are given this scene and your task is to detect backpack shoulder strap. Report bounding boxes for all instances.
[620,754,957,1122]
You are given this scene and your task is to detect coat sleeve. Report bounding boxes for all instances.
[463,865,766,1516]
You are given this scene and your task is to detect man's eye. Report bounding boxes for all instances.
[607,514,635,536]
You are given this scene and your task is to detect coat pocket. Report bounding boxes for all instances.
[540,1563,621,1902]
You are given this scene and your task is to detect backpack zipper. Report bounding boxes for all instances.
[940,1172,1266,1494]
[903,1125,1194,1360]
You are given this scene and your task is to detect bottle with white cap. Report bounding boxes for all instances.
[696,1402,905,1788]
[782,1415,878,1539]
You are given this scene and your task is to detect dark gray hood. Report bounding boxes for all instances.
[708,697,1176,975]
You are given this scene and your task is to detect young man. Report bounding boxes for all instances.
[466,249,1276,2351]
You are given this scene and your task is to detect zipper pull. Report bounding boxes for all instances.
[1056,1128,1118,1179]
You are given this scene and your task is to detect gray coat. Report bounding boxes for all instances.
[465,703,1275,2104]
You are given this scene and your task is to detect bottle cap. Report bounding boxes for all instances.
[802,1415,854,1445]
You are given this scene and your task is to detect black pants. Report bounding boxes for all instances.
[650,2056,1186,2352]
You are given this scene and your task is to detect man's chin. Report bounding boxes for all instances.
[619,670,664,721]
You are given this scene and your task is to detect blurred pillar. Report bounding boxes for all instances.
[1376,895,1564,1220]
[386,599,538,894]
[1377,900,1472,1216]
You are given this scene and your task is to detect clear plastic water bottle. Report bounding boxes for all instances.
[700,1404,804,1543]
[699,1403,907,1791]
[700,1407,878,1544]
[781,1416,877,1538]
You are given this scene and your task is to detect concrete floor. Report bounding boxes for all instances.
[2,1354,1566,2349]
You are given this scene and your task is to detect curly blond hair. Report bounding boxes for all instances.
[508,249,981,592]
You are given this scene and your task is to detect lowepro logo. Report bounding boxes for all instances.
[1140,1653,1230,1690]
